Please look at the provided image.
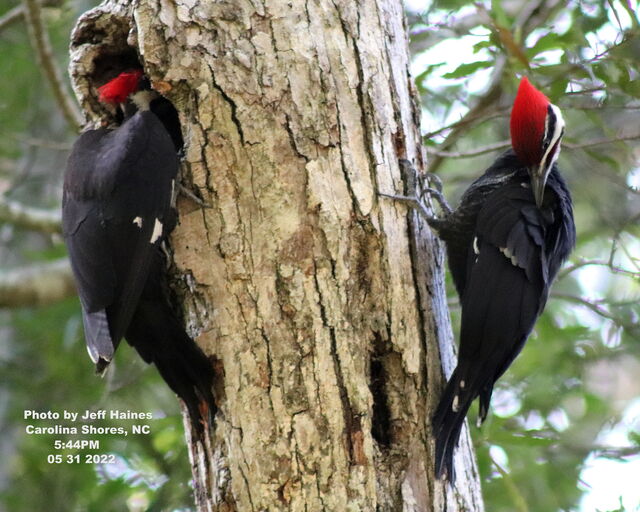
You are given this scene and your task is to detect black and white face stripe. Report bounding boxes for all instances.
[538,103,565,179]
[529,102,565,207]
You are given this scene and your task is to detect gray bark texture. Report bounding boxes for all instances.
[69,0,485,510]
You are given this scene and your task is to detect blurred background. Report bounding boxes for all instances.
[0,0,638,510]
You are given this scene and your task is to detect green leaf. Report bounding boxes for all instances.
[528,33,565,57]
[442,60,493,79]
[491,0,509,28]
[473,40,495,53]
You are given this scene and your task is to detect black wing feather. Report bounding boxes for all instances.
[433,179,550,481]
[63,111,178,368]
[64,108,217,435]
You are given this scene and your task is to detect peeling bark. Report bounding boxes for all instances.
[68,0,484,510]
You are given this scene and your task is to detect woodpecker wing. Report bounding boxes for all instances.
[63,111,178,369]
[432,178,552,480]
[458,182,549,384]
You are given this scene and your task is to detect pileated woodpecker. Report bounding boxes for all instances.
[62,69,215,433]
[384,77,575,480]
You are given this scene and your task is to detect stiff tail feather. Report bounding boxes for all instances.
[125,299,217,436]
[432,369,478,482]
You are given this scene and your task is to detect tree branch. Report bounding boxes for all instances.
[558,258,639,280]
[0,196,62,234]
[563,132,640,149]
[15,134,72,151]
[0,5,23,31]
[22,0,83,130]
[550,292,640,335]
[422,109,508,140]
[425,132,640,160]
[425,140,510,159]
[0,258,76,308]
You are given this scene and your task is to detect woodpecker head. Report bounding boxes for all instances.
[98,69,157,112]
[510,77,565,207]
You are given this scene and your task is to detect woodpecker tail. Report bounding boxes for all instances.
[125,296,217,437]
[432,368,479,482]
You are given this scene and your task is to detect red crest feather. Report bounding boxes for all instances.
[98,69,143,104]
[510,77,550,166]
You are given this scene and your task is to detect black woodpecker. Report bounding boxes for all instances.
[385,77,575,480]
[62,69,215,434]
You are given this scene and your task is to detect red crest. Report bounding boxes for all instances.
[510,77,550,166]
[98,69,143,104]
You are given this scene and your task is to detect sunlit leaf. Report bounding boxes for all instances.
[442,60,493,79]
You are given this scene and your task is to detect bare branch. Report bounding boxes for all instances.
[425,132,640,160]
[591,446,640,459]
[570,103,640,111]
[22,0,83,130]
[425,140,510,159]
[558,259,639,280]
[15,134,72,151]
[0,5,23,31]
[563,132,640,150]
[0,196,62,234]
[551,292,640,335]
[422,109,508,140]
[615,237,640,273]
[425,76,505,174]
[0,258,76,308]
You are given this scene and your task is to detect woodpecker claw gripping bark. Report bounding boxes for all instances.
[382,77,575,482]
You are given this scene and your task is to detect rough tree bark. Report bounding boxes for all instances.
[69,0,484,510]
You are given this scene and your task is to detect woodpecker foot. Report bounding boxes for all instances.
[424,186,453,215]
[379,192,435,223]
[178,184,212,208]
[160,241,173,270]
[422,171,444,192]
[396,160,452,215]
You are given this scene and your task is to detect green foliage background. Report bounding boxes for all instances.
[0,0,638,511]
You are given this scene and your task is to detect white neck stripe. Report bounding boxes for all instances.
[539,103,564,173]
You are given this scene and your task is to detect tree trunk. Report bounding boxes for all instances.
[69,1,484,510]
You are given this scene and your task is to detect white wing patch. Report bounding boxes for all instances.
[500,246,519,266]
[452,395,459,412]
[132,216,143,228]
[150,218,163,244]
[473,236,480,255]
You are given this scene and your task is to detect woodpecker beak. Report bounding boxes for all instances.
[530,170,548,208]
